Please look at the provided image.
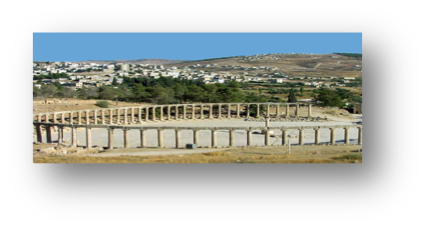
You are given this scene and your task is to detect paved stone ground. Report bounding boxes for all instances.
[45,115,362,149]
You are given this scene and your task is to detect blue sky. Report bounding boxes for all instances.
[33,33,362,62]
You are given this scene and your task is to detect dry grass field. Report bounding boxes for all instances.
[33,145,362,164]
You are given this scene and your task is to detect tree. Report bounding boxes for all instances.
[53,81,63,90]
[287,89,297,102]
[112,77,119,86]
[315,89,344,107]
[172,84,187,103]
[132,84,150,102]
[227,79,240,88]
[40,84,58,98]
[300,87,304,96]
[335,88,351,100]
[79,86,99,100]
[60,87,77,98]
[98,86,120,100]
[149,85,175,104]
[33,86,41,97]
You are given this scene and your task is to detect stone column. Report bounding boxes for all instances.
[160,106,164,121]
[131,108,135,123]
[229,129,235,147]
[85,111,90,125]
[295,104,300,117]
[358,126,363,145]
[227,104,231,118]
[86,127,92,148]
[117,109,120,124]
[175,129,181,148]
[330,128,336,145]
[71,127,77,147]
[138,108,142,123]
[101,110,105,124]
[266,104,270,117]
[123,129,129,148]
[247,128,252,146]
[236,104,240,118]
[211,130,217,148]
[140,129,146,148]
[200,104,204,119]
[281,129,288,146]
[94,110,98,124]
[32,126,36,144]
[264,128,270,146]
[158,129,164,148]
[124,109,128,125]
[46,126,52,143]
[246,104,250,118]
[53,113,57,123]
[152,107,156,121]
[108,128,114,149]
[61,113,65,123]
[69,112,73,124]
[167,106,171,120]
[276,104,280,117]
[299,128,305,145]
[315,127,320,145]
[344,127,350,144]
[109,109,113,125]
[308,104,312,117]
[45,113,49,123]
[37,115,41,122]
[193,129,199,146]
[209,104,213,119]
[183,105,187,119]
[35,124,43,143]
[256,104,260,117]
[78,111,82,124]
[286,105,290,118]
[218,104,222,119]
[192,105,195,119]
[57,126,63,144]
[145,107,149,121]
[175,105,179,120]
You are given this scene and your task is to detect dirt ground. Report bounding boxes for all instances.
[33,144,362,163]
[33,98,150,114]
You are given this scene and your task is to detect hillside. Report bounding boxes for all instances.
[72,53,362,78]
[76,59,185,65]
[164,53,363,78]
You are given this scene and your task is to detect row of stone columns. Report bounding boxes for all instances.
[35,125,362,149]
[35,103,314,124]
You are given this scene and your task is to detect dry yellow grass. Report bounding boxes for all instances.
[34,146,362,164]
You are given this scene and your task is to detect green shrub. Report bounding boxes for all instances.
[95,101,110,108]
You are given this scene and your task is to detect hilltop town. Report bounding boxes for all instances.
[34,53,361,90]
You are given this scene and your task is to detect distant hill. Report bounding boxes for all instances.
[76,59,186,65]
[50,53,362,78]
